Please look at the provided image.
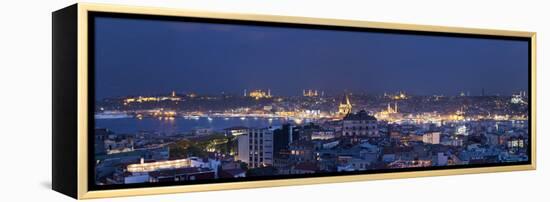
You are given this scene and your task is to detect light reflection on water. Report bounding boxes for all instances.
[95,117,287,135]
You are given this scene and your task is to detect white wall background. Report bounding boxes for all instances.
[0,0,546,201]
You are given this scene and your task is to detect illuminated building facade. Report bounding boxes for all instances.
[123,91,181,105]
[375,102,403,121]
[387,102,398,113]
[224,126,249,137]
[303,89,321,97]
[422,132,441,144]
[342,110,379,142]
[511,91,527,104]
[385,91,408,100]
[127,158,191,173]
[124,157,220,184]
[338,94,352,115]
[237,128,274,168]
[247,89,272,100]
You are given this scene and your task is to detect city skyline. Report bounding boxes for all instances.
[95,88,527,100]
[92,16,530,187]
[94,16,529,99]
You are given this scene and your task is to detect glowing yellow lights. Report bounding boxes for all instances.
[276,111,296,117]
[124,94,181,104]
[163,111,177,116]
[303,89,321,97]
[144,109,178,121]
[127,159,192,173]
[248,89,272,100]
[493,114,510,121]
[124,96,158,104]
[338,94,352,116]
[387,91,408,100]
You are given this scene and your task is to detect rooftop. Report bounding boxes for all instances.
[344,110,377,121]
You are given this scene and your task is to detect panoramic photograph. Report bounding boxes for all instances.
[92,16,530,186]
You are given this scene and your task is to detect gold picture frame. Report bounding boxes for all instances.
[52,3,536,199]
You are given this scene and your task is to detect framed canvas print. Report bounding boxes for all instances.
[52,3,536,199]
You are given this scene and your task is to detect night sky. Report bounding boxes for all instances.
[94,16,529,99]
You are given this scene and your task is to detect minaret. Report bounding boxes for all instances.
[268,89,271,97]
[244,89,247,97]
[394,102,398,113]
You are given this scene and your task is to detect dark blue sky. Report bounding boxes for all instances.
[94,16,528,99]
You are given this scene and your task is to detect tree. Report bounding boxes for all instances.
[169,139,207,159]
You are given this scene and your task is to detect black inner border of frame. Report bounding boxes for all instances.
[87,11,533,191]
